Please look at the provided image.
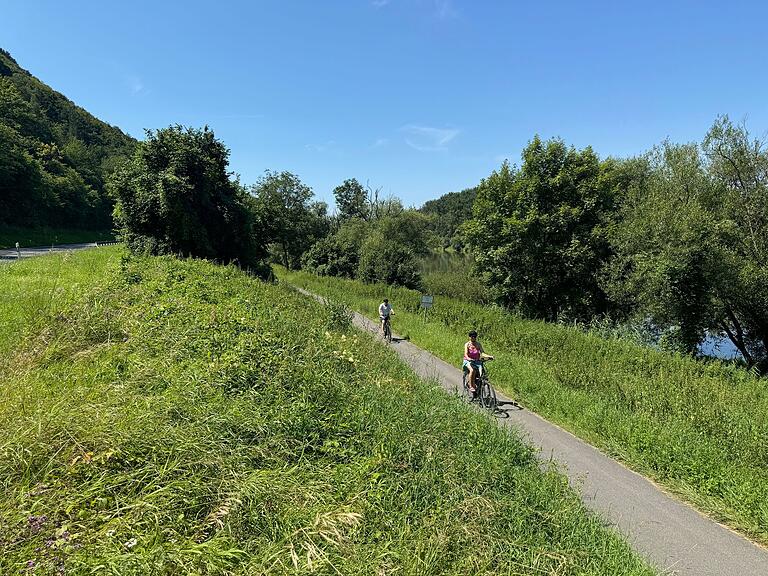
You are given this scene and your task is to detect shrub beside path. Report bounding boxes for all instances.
[295,287,768,576]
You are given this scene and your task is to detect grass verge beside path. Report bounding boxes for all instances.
[278,268,768,546]
[0,248,656,575]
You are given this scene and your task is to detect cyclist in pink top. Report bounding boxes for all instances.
[463,330,493,394]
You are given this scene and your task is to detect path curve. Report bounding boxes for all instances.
[296,287,768,576]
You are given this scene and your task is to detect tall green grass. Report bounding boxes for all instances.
[0,249,655,575]
[279,268,768,545]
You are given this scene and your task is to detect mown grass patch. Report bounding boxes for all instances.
[0,249,655,575]
[279,268,768,546]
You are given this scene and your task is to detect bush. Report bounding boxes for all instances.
[301,219,368,278]
[109,125,269,275]
[357,235,422,290]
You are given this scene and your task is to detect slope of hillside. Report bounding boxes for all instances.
[0,48,137,231]
[0,248,655,575]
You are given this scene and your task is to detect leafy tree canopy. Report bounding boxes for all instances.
[301,218,370,278]
[605,117,768,370]
[0,49,136,229]
[464,137,617,321]
[333,178,369,221]
[109,125,268,274]
[420,187,477,251]
[249,170,329,270]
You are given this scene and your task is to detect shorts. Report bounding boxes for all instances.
[462,359,482,372]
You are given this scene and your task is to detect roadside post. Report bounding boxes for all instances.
[15,242,20,259]
[420,294,433,319]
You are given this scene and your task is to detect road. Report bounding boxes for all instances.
[0,242,108,261]
[296,287,768,576]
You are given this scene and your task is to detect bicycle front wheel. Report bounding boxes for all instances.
[479,379,497,411]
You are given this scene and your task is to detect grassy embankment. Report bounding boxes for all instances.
[0,226,115,250]
[0,248,655,575]
[278,268,768,546]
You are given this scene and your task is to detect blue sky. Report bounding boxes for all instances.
[4,1,768,209]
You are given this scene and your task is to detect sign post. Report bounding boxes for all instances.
[420,294,433,319]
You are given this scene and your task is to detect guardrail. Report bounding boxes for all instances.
[0,240,121,262]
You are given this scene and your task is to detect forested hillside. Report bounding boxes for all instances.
[0,48,137,230]
[419,186,476,250]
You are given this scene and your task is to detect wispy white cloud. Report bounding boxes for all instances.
[372,0,390,7]
[372,137,389,148]
[305,140,337,153]
[401,125,460,151]
[433,0,459,19]
[124,75,146,95]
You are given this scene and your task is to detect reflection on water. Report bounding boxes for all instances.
[699,334,743,360]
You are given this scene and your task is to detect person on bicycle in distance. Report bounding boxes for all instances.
[463,330,493,394]
[378,298,393,336]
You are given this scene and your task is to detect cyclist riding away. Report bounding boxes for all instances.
[379,298,394,337]
[463,330,493,395]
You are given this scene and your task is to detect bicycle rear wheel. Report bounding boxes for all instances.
[479,379,497,411]
[384,322,392,343]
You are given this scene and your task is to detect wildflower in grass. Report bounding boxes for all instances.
[27,515,47,534]
[124,537,137,548]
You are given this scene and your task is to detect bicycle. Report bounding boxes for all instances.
[462,358,497,411]
[382,315,392,343]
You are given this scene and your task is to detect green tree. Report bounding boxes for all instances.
[357,234,423,290]
[333,178,369,221]
[420,187,477,251]
[301,219,369,278]
[604,117,768,369]
[373,210,432,257]
[109,125,267,274]
[464,138,616,321]
[0,50,136,230]
[355,211,429,289]
[0,123,44,225]
[250,170,329,269]
[603,143,717,352]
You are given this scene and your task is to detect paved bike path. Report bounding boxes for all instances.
[296,288,768,576]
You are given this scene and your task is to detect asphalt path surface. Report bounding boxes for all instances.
[0,242,102,261]
[297,287,768,576]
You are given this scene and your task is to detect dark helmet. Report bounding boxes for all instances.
[468,330,478,337]
[383,298,389,303]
